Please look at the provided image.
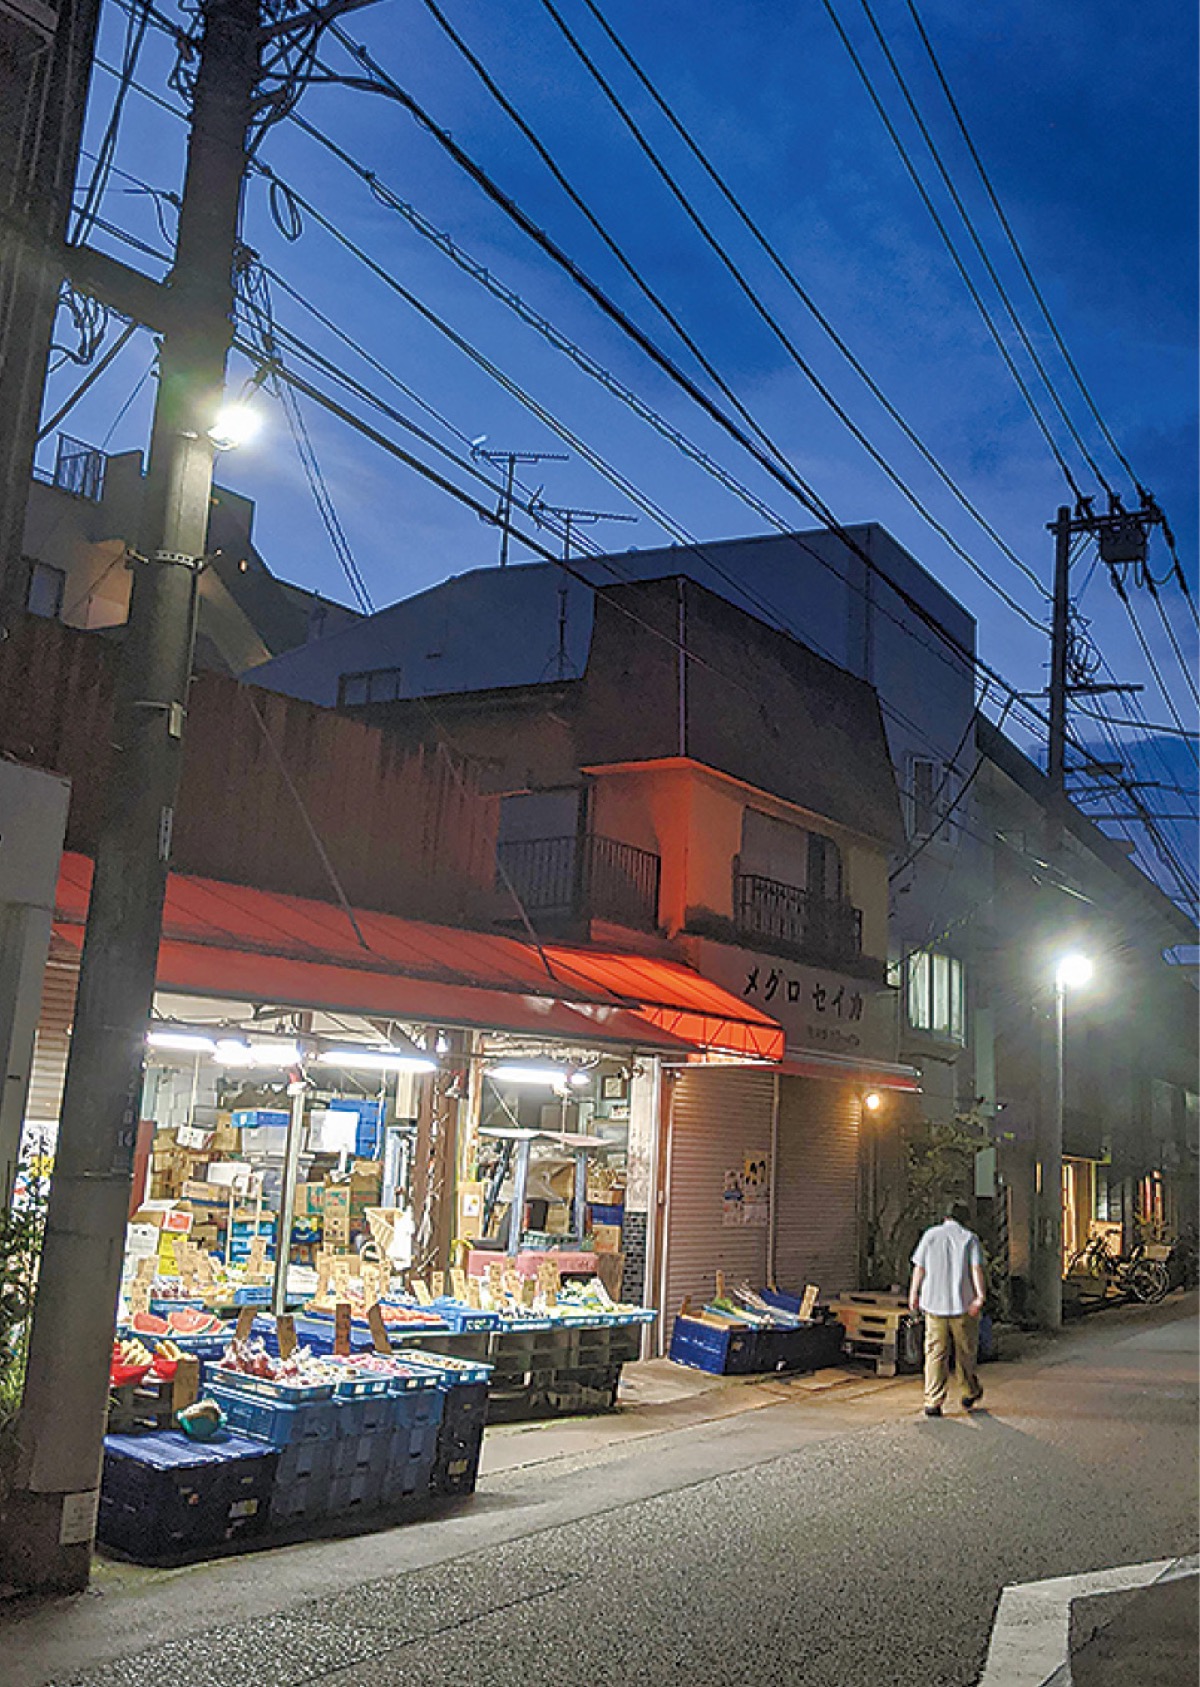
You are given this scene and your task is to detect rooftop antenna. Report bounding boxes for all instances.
[472,445,568,567]
[530,503,637,679]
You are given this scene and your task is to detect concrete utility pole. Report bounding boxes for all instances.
[0,0,261,1592]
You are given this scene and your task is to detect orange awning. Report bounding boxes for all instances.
[53,853,783,1061]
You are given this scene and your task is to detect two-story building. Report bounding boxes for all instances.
[326,574,915,1320]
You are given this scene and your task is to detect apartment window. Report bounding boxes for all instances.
[740,810,842,896]
[27,561,66,620]
[338,666,403,706]
[53,434,106,502]
[905,950,965,1043]
[906,754,958,845]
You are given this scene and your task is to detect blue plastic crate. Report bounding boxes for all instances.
[207,1385,336,1447]
[333,1392,394,1438]
[330,1428,392,1479]
[99,1431,277,1563]
[327,1463,385,1515]
[398,1350,493,1388]
[668,1315,755,1375]
[426,1299,499,1333]
[270,1438,333,1525]
[589,1203,624,1226]
[381,1431,437,1503]
[210,1368,333,1404]
[232,1285,271,1306]
[390,1381,444,1432]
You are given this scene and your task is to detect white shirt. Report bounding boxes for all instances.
[912,1219,984,1317]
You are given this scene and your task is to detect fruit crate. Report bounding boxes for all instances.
[332,1391,394,1438]
[99,1431,278,1564]
[210,1367,334,1404]
[107,1374,178,1435]
[207,1384,336,1446]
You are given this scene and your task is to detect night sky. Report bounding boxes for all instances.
[39,0,1199,900]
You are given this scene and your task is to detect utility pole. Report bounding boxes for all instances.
[473,447,567,567]
[0,0,261,1592]
[1032,493,1165,1332]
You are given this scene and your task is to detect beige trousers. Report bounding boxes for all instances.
[923,1313,981,1409]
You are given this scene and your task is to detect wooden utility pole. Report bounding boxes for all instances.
[0,0,261,1591]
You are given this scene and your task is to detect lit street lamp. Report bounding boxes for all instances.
[1037,952,1094,1329]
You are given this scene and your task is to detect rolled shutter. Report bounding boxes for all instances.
[773,1075,860,1298]
[25,950,79,1134]
[662,1067,774,1321]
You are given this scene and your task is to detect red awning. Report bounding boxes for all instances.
[52,853,783,1061]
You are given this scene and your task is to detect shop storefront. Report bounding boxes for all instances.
[655,940,919,1349]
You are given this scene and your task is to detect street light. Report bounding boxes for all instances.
[1039,951,1093,1329]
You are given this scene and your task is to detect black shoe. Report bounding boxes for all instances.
[962,1391,984,1411]
[923,1405,942,1417]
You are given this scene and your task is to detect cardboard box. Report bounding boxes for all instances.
[323,1185,351,1247]
[133,1201,193,1235]
[295,1181,325,1218]
[591,1223,623,1255]
[207,1161,253,1189]
[182,1180,228,1206]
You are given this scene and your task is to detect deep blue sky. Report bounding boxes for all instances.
[41,0,1198,900]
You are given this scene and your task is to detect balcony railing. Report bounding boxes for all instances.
[496,834,661,932]
[734,871,863,964]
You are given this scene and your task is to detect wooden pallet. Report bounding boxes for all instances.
[829,1297,920,1377]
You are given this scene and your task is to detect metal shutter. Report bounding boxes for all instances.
[773,1075,860,1299]
[661,1067,774,1321]
[25,951,79,1133]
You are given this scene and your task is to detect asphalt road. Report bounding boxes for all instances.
[9,1294,1197,1687]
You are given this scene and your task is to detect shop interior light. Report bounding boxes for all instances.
[568,1070,592,1089]
[146,1029,216,1054]
[863,1090,883,1112]
[317,1046,437,1074]
[488,1063,570,1087]
[212,1037,301,1068]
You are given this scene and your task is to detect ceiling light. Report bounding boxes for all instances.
[317,1046,437,1074]
[146,1029,216,1054]
[488,1063,569,1087]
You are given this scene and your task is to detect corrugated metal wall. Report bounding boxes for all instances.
[662,1067,774,1319]
[773,1076,861,1299]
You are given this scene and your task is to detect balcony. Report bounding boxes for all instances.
[496,834,661,933]
[733,871,863,966]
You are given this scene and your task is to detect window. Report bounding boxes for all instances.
[27,561,66,620]
[904,950,965,1043]
[740,810,842,897]
[337,666,403,706]
[53,434,106,502]
[905,754,958,845]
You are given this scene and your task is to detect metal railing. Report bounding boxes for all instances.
[734,871,863,963]
[496,833,661,931]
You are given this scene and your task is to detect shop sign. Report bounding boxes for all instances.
[683,938,897,1065]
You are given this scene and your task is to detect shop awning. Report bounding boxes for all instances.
[52,853,783,1061]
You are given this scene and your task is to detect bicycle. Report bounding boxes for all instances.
[1065,1234,1170,1304]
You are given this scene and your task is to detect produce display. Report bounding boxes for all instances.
[130,1307,226,1338]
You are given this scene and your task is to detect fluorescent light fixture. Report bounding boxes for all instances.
[208,401,262,451]
[1055,953,1093,991]
[317,1046,436,1074]
[212,1037,300,1068]
[488,1063,569,1088]
[146,1029,216,1054]
[568,1070,592,1089]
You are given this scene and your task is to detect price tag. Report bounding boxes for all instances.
[172,1355,200,1414]
[487,1260,504,1298]
[430,1270,445,1299]
[235,1306,256,1342]
[367,1303,392,1354]
[361,1261,384,1308]
[136,1255,157,1283]
[520,1276,536,1307]
[411,1278,433,1306]
[277,1314,297,1360]
[128,1280,151,1318]
[502,1268,522,1301]
[450,1267,468,1303]
[333,1300,352,1357]
[315,1250,333,1302]
[464,1275,481,1310]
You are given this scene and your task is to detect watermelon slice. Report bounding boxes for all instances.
[167,1307,221,1335]
[130,1310,169,1336]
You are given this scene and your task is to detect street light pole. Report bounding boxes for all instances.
[1034,954,1093,1331]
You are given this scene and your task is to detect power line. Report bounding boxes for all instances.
[854,0,1115,498]
[530,0,1047,633]
[571,0,1051,606]
[819,0,1087,503]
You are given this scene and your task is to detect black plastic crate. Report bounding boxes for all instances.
[440,1380,489,1440]
[99,1431,277,1564]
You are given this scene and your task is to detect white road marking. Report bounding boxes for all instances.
[977,1554,1198,1687]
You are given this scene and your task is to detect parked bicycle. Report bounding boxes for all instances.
[1065,1233,1170,1303]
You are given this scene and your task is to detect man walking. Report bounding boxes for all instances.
[908,1200,986,1417]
